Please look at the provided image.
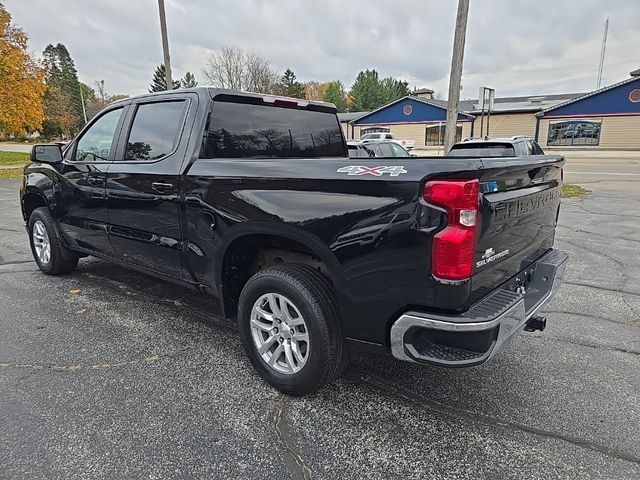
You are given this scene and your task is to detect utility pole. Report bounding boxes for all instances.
[443,0,470,153]
[78,84,88,124]
[157,0,173,90]
[596,17,609,90]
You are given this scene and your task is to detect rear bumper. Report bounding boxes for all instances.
[390,249,568,367]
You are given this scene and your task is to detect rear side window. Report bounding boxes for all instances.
[124,101,187,161]
[390,143,409,157]
[202,101,345,158]
[376,143,394,156]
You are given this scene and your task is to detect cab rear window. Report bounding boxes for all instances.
[202,100,345,158]
[448,143,515,157]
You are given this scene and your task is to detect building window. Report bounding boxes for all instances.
[547,120,601,146]
[425,124,462,146]
[361,127,390,136]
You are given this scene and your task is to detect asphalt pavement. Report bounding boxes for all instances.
[1,176,639,480]
[563,155,640,193]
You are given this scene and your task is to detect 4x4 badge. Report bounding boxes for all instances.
[337,165,407,177]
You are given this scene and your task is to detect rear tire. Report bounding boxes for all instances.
[237,264,349,396]
[28,207,79,275]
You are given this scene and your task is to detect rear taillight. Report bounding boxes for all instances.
[423,179,480,281]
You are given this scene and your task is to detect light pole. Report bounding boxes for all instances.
[443,0,470,153]
[157,0,173,90]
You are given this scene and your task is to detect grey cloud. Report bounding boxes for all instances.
[5,0,639,99]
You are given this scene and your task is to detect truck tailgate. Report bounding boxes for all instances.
[470,155,564,304]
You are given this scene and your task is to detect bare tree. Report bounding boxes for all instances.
[245,53,278,93]
[202,46,278,94]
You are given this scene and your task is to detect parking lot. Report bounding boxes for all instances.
[1,158,639,479]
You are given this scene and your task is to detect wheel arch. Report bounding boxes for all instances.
[216,224,350,322]
[21,189,49,222]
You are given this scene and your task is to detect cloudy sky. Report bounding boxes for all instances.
[6,0,640,100]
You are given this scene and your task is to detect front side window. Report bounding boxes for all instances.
[425,124,462,146]
[547,120,601,146]
[125,101,187,161]
[202,100,345,158]
[74,107,123,161]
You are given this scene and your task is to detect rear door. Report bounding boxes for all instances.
[105,93,196,277]
[470,155,564,303]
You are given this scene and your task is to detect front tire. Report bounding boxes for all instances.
[237,264,348,396]
[28,207,79,275]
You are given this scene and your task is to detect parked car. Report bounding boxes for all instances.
[449,136,545,157]
[21,88,567,395]
[347,140,412,158]
[359,132,416,150]
[347,143,375,158]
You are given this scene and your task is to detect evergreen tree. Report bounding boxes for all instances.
[277,68,305,99]
[180,71,198,88]
[348,69,384,112]
[42,43,84,137]
[323,80,348,112]
[380,76,410,104]
[348,69,409,112]
[149,64,180,92]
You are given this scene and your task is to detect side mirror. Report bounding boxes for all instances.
[31,144,63,164]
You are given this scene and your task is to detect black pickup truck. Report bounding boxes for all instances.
[20,88,568,395]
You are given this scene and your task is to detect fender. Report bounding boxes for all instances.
[213,221,356,323]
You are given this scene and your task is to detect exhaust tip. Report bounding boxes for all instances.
[525,316,547,332]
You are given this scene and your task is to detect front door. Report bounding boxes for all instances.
[105,96,193,278]
[56,106,126,255]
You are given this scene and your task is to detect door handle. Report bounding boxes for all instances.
[88,177,104,186]
[152,182,174,193]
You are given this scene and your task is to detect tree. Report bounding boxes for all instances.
[347,69,409,112]
[303,81,329,101]
[202,46,278,94]
[149,63,180,92]
[348,69,383,112]
[323,81,348,112]
[81,80,128,120]
[277,68,305,99]
[0,5,45,137]
[41,43,84,137]
[379,76,409,104]
[181,71,198,88]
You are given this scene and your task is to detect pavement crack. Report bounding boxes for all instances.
[560,281,640,299]
[557,237,629,291]
[357,374,640,466]
[0,346,195,372]
[526,334,640,356]
[271,394,313,480]
[0,259,34,266]
[557,224,640,245]
[544,309,639,328]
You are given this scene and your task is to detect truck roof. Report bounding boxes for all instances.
[456,136,533,145]
[107,87,337,112]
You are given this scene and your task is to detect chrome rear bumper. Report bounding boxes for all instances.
[390,249,568,367]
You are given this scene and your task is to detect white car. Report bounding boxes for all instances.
[359,132,415,150]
